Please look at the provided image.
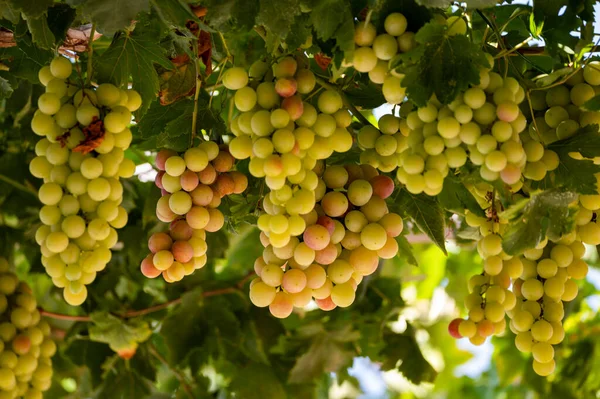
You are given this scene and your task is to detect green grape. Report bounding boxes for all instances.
[382,76,405,104]
[372,34,398,60]
[49,56,72,79]
[384,13,407,36]
[223,67,249,90]
[330,282,356,308]
[87,177,111,201]
[353,47,378,72]
[234,86,257,112]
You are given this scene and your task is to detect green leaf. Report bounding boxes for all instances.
[582,94,600,112]
[159,61,197,105]
[393,189,447,255]
[151,0,198,28]
[395,234,418,267]
[71,0,150,35]
[285,14,312,50]
[310,0,351,41]
[229,364,287,399]
[256,0,301,39]
[160,289,206,364]
[156,112,193,151]
[137,100,193,139]
[47,4,78,42]
[532,125,600,194]
[89,312,152,351]
[0,0,19,23]
[344,79,386,109]
[95,19,173,116]
[64,339,114,386]
[381,327,437,384]
[0,27,53,83]
[0,77,13,100]
[203,0,259,34]
[438,174,485,217]
[96,360,153,399]
[500,189,578,256]
[288,326,357,383]
[25,15,56,50]
[6,0,53,17]
[395,22,490,106]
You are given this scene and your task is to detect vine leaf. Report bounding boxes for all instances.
[229,364,287,399]
[392,22,490,106]
[437,174,485,217]
[256,0,301,39]
[582,94,600,111]
[94,18,173,116]
[25,15,56,49]
[288,325,358,383]
[381,326,437,384]
[89,312,152,352]
[96,360,153,399]
[416,0,497,7]
[6,0,53,18]
[395,235,419,267]
[500,189,578,256]
[69,0,151,35]
[393,189,447,255]
[531,124,600,194]
[0,77,13,100]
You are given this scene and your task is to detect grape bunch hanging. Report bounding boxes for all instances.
[249,163,404,318]
[0,258,56,399]
[141,145,247,282]
[30,56,138,305]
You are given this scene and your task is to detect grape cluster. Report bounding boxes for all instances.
[349,12,416,104]
[30,56,139,305]
[451,204,590,376]
[140,145,247,282]
[0,258,56,399]
[528,62,600,145]
[507,237,587,376]
[394,55,559,195]
[224,55,353,196]
[357,114,408,173]
[249,163,404,318]
[575,179,600,246]
[449,213,520,346]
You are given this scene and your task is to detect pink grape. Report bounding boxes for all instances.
[275,78,298,98]
[156,149,177,170]
[190,184,214,206]
[180,170,199,192]
[317,215,336,235]
[281,269,307,293]
[303,224,331,251]
[169,220,193,241]
[281,95,304,120]
[314,243,338,265]
[315,296,337,311]
[148,232,172,253]
[198,164,217,185]
[370,175,394,199]
[172,241,194,263]
[141,255,162,278]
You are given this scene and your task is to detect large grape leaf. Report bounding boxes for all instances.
[6,0,53,17]
[0,77,12,100]
[96,361,153,399]
[393,22,490,106]
[393,189,447,255]
[24,16,56,50]
[94,18,173,116]
[500,189,578,256]
[89,312,152,351]
[381,327,437,384]
[0,25,53,83]
[68,0,150,34]
[437,174,486,217]
[229,364,287,399]
[202,0,259,34]
[256,0,301,39]
[531,125,600,194]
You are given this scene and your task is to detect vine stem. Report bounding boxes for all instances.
[148,344,195,399]
[0,174,37,197]
[85,23,96,86]
[191,77,203,145]
[39,285,244,322]
[313,75,374,127]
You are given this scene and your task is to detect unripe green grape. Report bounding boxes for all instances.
[404,173,426,194]
[384,12,407,36]
[397,31,416,52]
[50,56,72,79]
[382,76,405,104]
[476,135,497,155]
[313,114,337,138]
[38,66,54,86]
[234,86,257,112]
[437,116,460,139]
[583,61,600,85]
[485,150,507,172]
[372,34,398,61]
[523,161,547,181]
[354,22,376,46]
[95,83,121,106]
[531,319,553,342]
[459,122,481,145]
[544,106,569,128]
[463,87,486,109]
[567,259,588,279]
[296,103,317,128]
[223,67,249,90]
[368,60,389,84]
[353,47,378,72]
[317,90,343,114]
[76,104,100,126]
[445,146,468,168]
[473,102,496,125]
[104,106,131,133]
[446,16,467,36]
[29,156,52,180]
[117,158,136,178]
